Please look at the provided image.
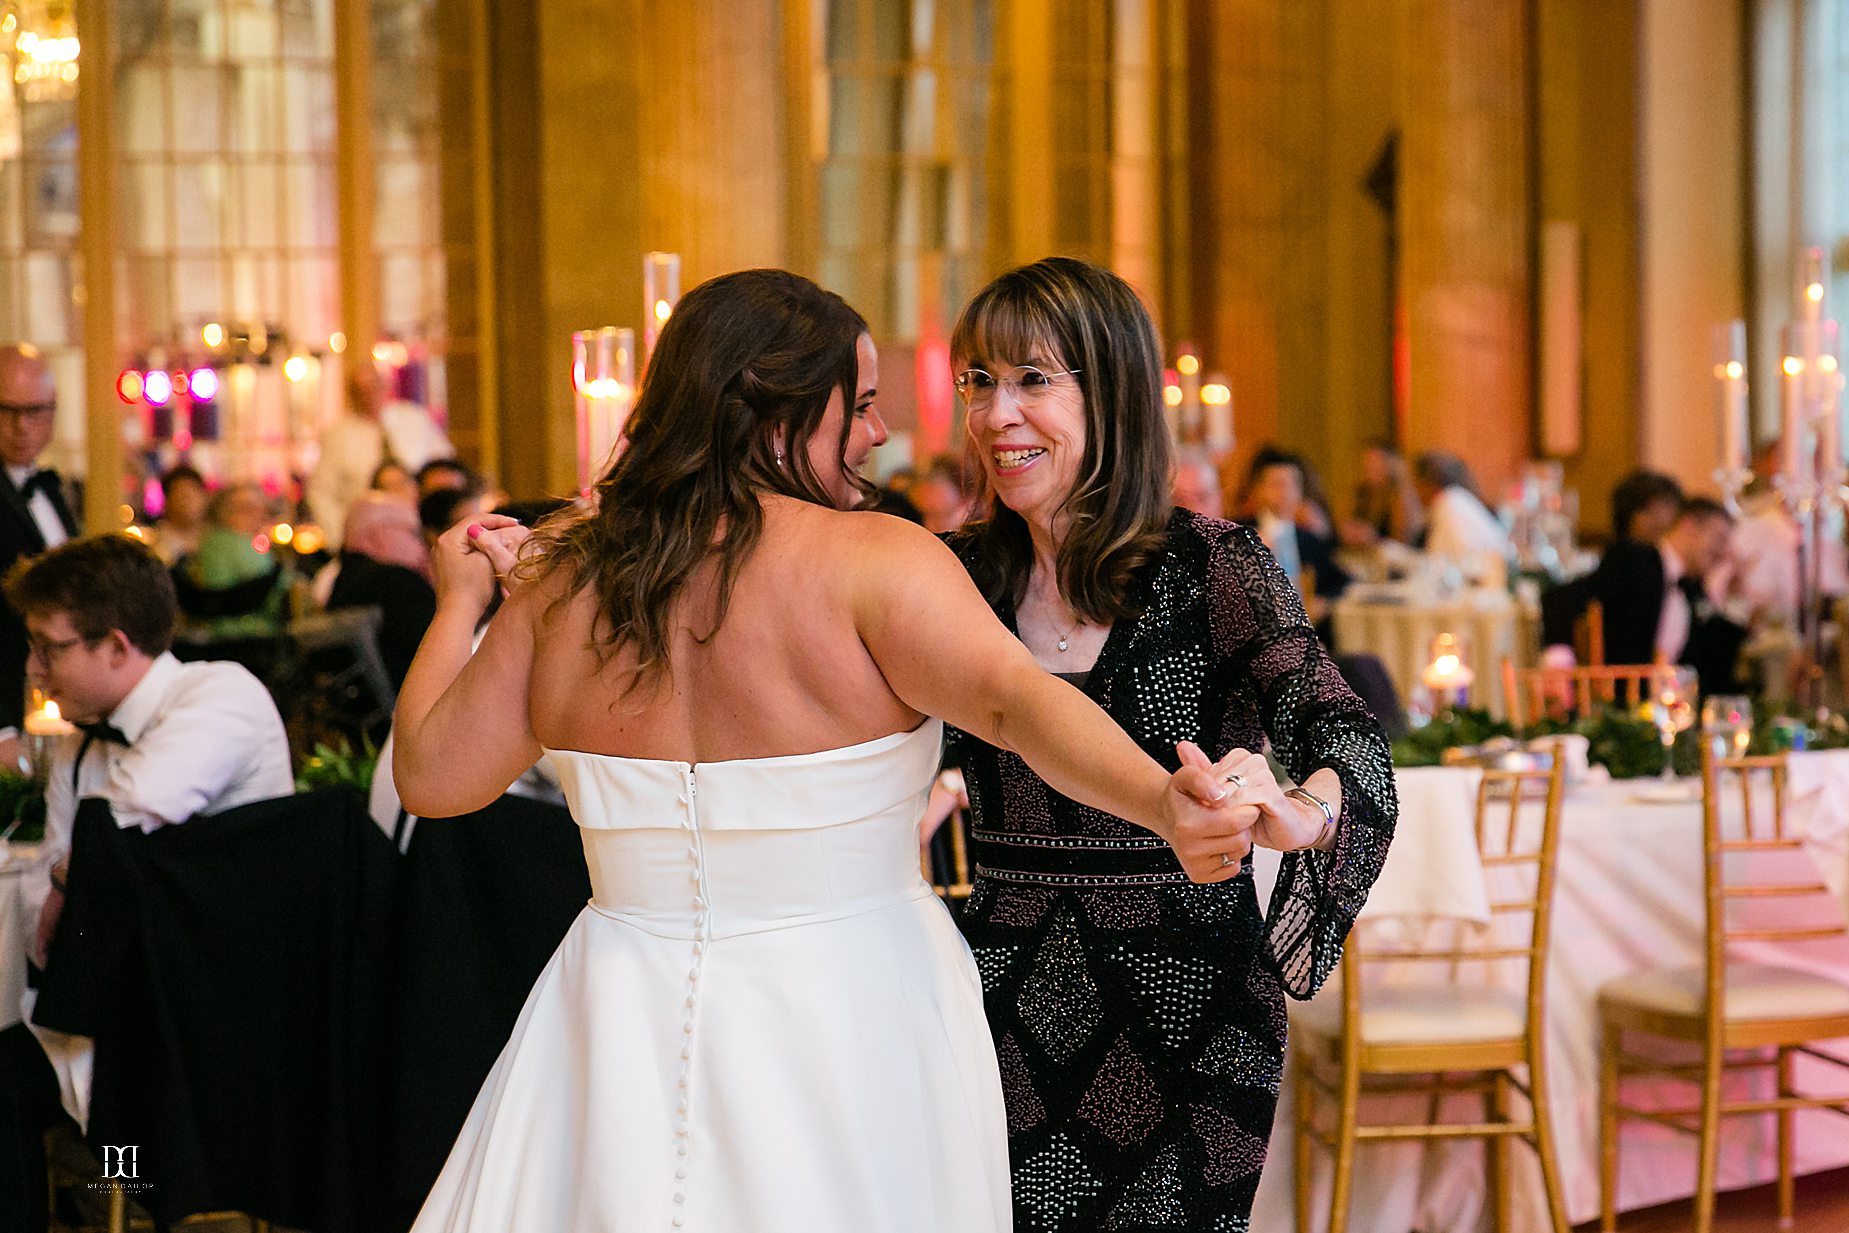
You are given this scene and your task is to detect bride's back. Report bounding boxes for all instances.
[527,498,920,764]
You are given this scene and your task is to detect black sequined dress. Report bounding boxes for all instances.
[945,509,1398,1232]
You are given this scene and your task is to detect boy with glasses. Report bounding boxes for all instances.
[0,534,293,1232]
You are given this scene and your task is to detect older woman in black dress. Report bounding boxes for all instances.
[944,257,1398,1231]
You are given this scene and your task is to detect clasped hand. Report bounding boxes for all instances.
[431,513,532,615]
[1158,741,1327,883]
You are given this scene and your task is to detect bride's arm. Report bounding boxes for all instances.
[850,517,1255,883]
[393,517,545,817]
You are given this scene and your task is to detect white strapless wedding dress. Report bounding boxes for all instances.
[409,718,1010,1232]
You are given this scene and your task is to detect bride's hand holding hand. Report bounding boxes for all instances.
[1158,744,1261,883]
[464,516,531,596]
[430,516,506,618]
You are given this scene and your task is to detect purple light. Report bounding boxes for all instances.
[188,367,219,402]
[144,369,173,407]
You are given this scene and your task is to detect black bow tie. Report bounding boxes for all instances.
[19,469,57,500]
[75,720,130,746]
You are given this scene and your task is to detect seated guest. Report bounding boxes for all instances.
[1236,443,1336,537]
[326,492,435,689]
[909,454,975,534]
[1170,446,1226,519]
[371,459,420,507]
[1553,496,1748,694]
[151,464,209,565]
[173,482,291,643]
[1413,450,1509,569]
[0,533,293,1231]
[872,484,924,524]
[1241,451,1349,611]
[1341,439,1424,547]
[1609,469,1683,545]
[419,486,491,548]
[368,498,574,849]
[416,457,479,501]
[1714,441,1849,630]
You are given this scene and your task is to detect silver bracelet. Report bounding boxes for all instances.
[1285,785,1338,850]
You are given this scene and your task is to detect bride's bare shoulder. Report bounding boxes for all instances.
[758,497,943,563]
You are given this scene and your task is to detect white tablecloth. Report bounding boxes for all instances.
[0,841,50,1030]
[1253,762,1849,1233]
[1333,591,1538,718]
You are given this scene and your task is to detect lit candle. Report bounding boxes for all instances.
[644,252,682,361]
[1713,320,1748,476]
[573,327,638,488]
[1177,349,1201,440]
[24,699,74,738]
[1421,631,1475,708]
[1201,375,1234,452]
[1782,319,1809,485]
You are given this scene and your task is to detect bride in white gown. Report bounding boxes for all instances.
[391,269,1255,1232]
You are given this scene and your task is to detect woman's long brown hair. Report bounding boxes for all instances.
[950,257,1174,622]
[522,268,870,694]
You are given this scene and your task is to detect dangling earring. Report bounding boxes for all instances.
[774,444,786,468]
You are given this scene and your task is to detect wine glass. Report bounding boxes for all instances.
[1701,694,1755,761]
[1652,667,1699,781]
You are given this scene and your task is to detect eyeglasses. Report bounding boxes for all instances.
[953,365,1081,408]
[0,401,55,420]
[27,632,92,665]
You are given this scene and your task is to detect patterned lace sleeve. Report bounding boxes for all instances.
[1205,522,1398,999]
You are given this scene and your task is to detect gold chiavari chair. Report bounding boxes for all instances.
[1596,750,1849,1232]
[1294,753,1570,1233]
[1576,599,1606,668]
[1504,659,1667,730]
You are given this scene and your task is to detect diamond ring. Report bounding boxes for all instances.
[1223,771,1247,788]
[1219,851,1236,868]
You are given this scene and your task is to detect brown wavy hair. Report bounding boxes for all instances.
[950,257,1173,622]
[523,268,870,691]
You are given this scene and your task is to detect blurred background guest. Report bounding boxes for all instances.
[1546,496,1747,694]
[0,343,77,768]
[1414,450,1509,568]
[151,464,209,566]
[419,486,492,548]
[908,454,975,533]
[171,483,293,679]
[370,460,420,507]
[1341,439,1424,548]
[1170,446,1226,519]
[308,364,454,547]
[325,491,435,690]
[416,458,478,501]
[1241,450,1349,621]
[1608,468,1684,546]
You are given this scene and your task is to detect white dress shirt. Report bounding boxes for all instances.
[6,463,69,552]
[40,652,293,861]
[368,626,562,851]
[1425,485,1510,562]
[1655,540,1692,661]
[1256,513,1303,587]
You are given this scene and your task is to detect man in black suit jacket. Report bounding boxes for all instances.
[1551,496,1747,694]
[0,344,80,762]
